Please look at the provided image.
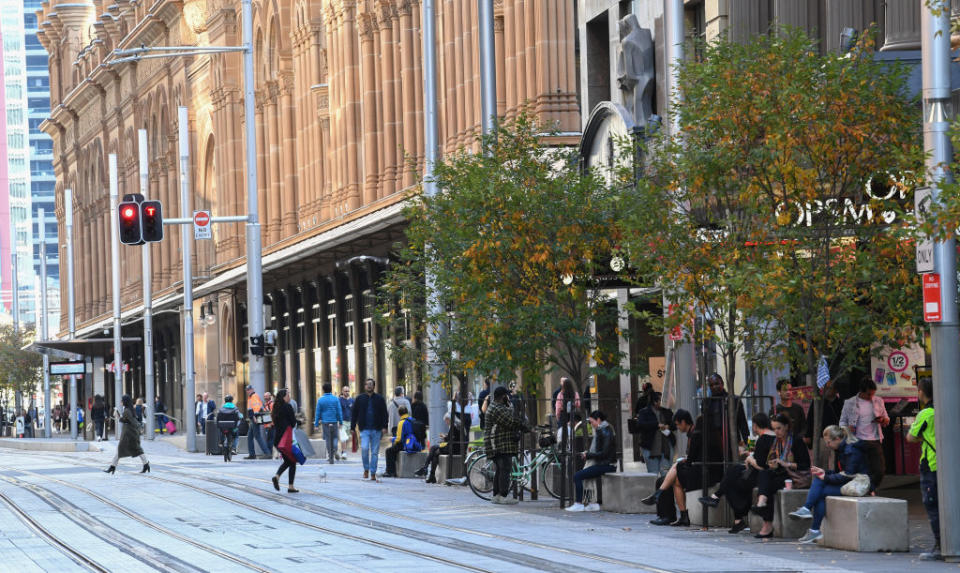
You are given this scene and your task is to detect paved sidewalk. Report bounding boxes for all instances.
[3,436,953,572]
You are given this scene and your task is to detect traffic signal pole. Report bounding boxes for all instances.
[922,1,960,560]
[39,208,51,439]
[139,129,156,439]
[109,154,124,438]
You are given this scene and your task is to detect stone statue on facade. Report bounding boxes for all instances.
[617,15,655,128]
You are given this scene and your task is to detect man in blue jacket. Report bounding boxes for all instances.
[314,383,343,465]
[351,378,388,480]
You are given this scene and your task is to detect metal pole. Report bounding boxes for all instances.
[10,251,18,331]
[922,1,959,560]
[178,107,198,453]
[139,130,156,439]
[241,0,265,397]
[66,189,78,440]
[478,0,496,136]
[422,0,446,445]
[38,208,51,438]
[665,0,696,415]
[109,154,123,439]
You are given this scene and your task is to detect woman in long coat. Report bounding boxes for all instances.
[104,394,150,474]
[271,388,298,493]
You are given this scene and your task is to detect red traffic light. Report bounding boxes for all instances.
[140,200,164,242]
[121,205,138,220]
[117,201,143,245]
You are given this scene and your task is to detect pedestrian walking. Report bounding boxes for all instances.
[351,378,388,480]
[839,378,889,488]
[339,385,355,457]
[484,386,529,505]
[313,383,343,465]
[565,410,618,512]
[244,385,271,459]
[91,395,107,441]
[907,379,941,561]
[270,388,299,493]
[134,398,145,426]
[154,395,168,434]
[263,392,276,456]
[103,395,150,474]
[788,425,871,544]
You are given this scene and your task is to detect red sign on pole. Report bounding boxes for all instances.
[923,273,942,322]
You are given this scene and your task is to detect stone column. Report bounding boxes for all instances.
[399,1,417,189]
[280,74,298,237]
[503,0,517,118]
[342,2,362,212]
[255,93,269,240]
[266,90,282,244]
[379,5,397,198]
[390,7,404,193]
[302,281,318,436]
[411,1,424,172]
[494,13,506,117]
[514,0,528,116]
[360,14,380,205]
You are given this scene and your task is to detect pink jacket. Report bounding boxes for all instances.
[555,391,580,419]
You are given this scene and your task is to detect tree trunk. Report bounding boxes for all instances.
[806,346,824,465]
[726,308,739,464]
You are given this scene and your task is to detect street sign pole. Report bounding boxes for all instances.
[922,1,960,561]
[178,107,198,453]
[109,154,123,439]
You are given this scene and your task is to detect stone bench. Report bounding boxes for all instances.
[687,486,735,527]
[600,472,658,514]
[397,451,430,478]
[436,455,464,482]
[821,496,909,552]
[747,488,809,538]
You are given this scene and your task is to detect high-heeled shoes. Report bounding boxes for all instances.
[140,463,150,474]
[103,465,116,474]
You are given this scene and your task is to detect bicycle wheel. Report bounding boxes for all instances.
[223,434,232,462]
[467,454,496,501]
[541,458,561,499]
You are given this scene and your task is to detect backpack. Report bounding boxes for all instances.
[402,418,425,451]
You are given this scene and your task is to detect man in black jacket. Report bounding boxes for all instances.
[636,392,674,476]
[351,378,388,480]
[565,410,617,512]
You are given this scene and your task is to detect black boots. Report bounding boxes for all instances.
[140,463,150,474]
[641,489,662,506]
[670,511,690,527]
[103,465,116,474]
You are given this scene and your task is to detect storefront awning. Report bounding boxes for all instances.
[24,337,143,358]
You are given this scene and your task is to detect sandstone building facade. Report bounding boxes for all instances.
[38,0,578,426]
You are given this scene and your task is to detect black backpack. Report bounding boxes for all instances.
[408,417,427,448]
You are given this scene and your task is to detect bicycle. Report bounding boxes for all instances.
[467,429,561,501]
[217,421,238,462]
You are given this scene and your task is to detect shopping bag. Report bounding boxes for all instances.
[338,425,350,444]
[165,420,177,434]
[291,436,307,465]
[277,426,294,459]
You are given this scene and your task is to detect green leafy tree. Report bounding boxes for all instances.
[378,116,624,400]
[0,325,42,411]
[622,29,924,459]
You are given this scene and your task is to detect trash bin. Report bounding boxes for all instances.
[205,419,221,455]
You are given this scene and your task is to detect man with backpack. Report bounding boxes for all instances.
[383,406,422,478]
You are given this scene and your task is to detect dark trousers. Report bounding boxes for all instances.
[425,444,450,479]
[921,469,940,544]
[493,454,513,497]
[718,464,756,519]
[276,457,297,485]
[860,440,885,489]
[755,469,788,522]
[385,442,402,474]
[655,475,677,521]
[574,464,615,503]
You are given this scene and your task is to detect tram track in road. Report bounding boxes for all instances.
[0,473,200,572]
[0,463,273,572]
[0,490,111,573]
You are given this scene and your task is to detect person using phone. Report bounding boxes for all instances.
[839,378,889,488]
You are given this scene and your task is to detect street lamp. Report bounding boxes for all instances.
[105,0,265,452]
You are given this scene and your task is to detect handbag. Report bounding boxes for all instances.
[291,433,307,465]
[784,467,812,489]
[841,473,871,497]
[338,425,351,444]
[627,417,640,434]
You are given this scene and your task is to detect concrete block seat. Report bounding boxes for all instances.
[687,486,735,527]
[600,472,658,514]
[747,488,810,538]
[821,496,909,552]
[397,451,430,478]
[436,455,465,482]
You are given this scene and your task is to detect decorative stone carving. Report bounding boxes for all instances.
[617,15,655,128]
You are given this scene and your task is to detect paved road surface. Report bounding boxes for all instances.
[0,438,953,572]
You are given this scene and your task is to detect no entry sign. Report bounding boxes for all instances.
[923,273,942,322]
[194,210,212,240]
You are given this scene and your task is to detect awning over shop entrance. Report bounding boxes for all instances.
[24,338,143,358]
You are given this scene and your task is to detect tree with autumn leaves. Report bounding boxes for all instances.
[621,29,925,458]
[0,324,42,413]
[378,115,624,399]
